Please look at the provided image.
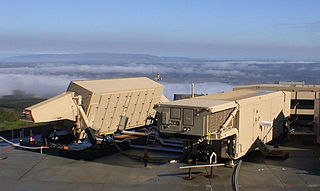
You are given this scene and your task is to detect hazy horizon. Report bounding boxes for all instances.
[0,55,319,99]
[0,52,320,62]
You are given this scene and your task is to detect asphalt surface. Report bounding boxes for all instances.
[0,146,232,191]
[0,135,319,191]
[239,135,320,191]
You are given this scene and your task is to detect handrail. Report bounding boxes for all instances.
[179,163,224,169]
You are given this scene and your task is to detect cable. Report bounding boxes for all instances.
[0,136,48,150]
[232,159,242,191]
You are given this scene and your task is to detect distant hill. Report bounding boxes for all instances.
[0,52,201,63]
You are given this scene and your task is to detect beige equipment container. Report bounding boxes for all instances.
[313,99,320,144]
[23,77,168,138]
[155,89,291,159]
[234,84,320,132]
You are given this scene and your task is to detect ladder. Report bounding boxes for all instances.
[146,131,158,144]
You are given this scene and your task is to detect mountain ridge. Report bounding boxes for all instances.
[0,52,202,63]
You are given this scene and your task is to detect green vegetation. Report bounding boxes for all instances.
[0,91,45,132]
[0,110,19,122]
[0,121,36,131]
[0,110,38,132]
[0,90,44,111]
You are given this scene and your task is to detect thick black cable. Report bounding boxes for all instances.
[232,159,242,191]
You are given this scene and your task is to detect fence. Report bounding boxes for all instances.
[0,125,52,141]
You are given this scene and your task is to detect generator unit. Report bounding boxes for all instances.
[22,77,168,142]
[234,84,320,132]
[155,89,291,160]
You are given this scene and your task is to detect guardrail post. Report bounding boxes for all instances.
[182,168,195,180]
[11,129,14,141]
[20,129,24,140]
[184,168,192,180]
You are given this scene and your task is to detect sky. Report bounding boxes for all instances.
[0,0,319,60]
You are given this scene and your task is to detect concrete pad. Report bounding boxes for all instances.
[4,181,104,191]
[1,135,319,191]
[239,135,320,191]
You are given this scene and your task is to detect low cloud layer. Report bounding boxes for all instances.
[0,74,80,98]
[0,60,319,99]
[0,73,233,100]
[0,62,247,76]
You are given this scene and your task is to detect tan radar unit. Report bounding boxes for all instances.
[155,89,291,159]
[235,84,320,135]
[22,77,168,141]
[234,84,320,116]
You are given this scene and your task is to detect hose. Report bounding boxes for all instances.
[232,159,242,191]
[0,136,48,151]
